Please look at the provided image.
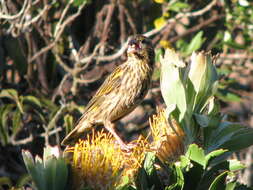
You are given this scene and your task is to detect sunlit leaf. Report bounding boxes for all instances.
[228,160,245,171]
[22,95,42,108]
[0,89,24,113]
[209,171,228,190]
[160,49,187,121]
[0,177,12,189]
[185,144,205,166]
[12,108,22,136]
[185,31,205,55]
[204,149,227,169]
[168,2,189,12]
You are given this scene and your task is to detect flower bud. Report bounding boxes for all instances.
[188,52,218,112]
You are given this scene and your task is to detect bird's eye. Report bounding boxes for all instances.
[142,39,147,43]
[142,38,151,46]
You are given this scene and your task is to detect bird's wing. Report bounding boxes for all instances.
[83,65,124,113]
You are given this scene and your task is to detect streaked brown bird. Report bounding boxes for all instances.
[61,34,155,150]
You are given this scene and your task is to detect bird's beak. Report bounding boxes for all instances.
[127,42,141,54]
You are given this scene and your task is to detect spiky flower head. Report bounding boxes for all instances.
[66,130,148,190]
[150,108,185,163]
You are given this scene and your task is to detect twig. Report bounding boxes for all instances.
[219,53,253,60]
[123,5,137,34]
[170,14,223,43]
[144,0,217,37]
[75,72,104,84]
[11,134,33,145]
[29,2,86,63]
[118,3,126,45]
[0,0,30,20]
[79,0,217,63]
[47,103,68,131]
[54,0,74,37]
[101,3,115,44]
[10,127,63,145]
[52,73,71,102]
[40,127,62,137]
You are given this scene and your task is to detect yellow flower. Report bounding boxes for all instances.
[66,130,148,190]
[150,108,185,163]
[154,0,166,3]
[65,109,186,189]
[154,16,167,29]
[159,40,172,49]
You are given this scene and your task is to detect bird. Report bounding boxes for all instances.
[61,34,155,150]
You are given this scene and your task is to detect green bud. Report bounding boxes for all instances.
[22,146,68,190]
[160,48,187,121]
[188,52,218,113]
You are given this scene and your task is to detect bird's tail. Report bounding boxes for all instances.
[61,121,93,146]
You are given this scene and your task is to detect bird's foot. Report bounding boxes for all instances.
[118,141,137,152]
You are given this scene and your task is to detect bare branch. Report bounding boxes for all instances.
[79,0,217,63]
[144,0,217,37]
[29,3,86,63]
[0,0,30,20]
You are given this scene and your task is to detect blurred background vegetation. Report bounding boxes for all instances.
[0,0,253,189]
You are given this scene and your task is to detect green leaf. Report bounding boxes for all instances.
[166,164,184,190]
[168,2,189,12]
[155,48,164,63]
[224,41,246,49]
[73,0,90,7]
[0,89,24,113]
[184,31,205,55]
[143,152,156,176]
[216,90,241,102]
[223,126,253,151]
[208,171,228,190]
[22,95,42,107]
[116,184,136,190]
[160,49,187,121]
[64,114,74,134]
[136,168,149,190]
[0,177,12,189]
[204,149,228,169]
[0,104,14,145]
[44,157,68,190]
[0,89,18,100]
[22,147,68,190]
[225,182,236,190]
[228,160,245,171]
[12,108,22,136]
[40,97,58,112]
[199,161,230,190]
[143,152,163,189]
[205,122,253,152]
[179,155,190,169]
[195,114,222,128]
[15,174,31,188]
[186,144,205,166]
[194,114,210,128]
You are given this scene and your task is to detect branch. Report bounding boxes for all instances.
[170,14,223,43]
[29,2,86,63]
[144,0,217,37]
[0,0,30,20]
[79,0,217,63]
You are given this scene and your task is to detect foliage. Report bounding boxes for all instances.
[22,146,68,190]
[22,50,253,190]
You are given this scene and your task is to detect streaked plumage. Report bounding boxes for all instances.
[61,34,155,150]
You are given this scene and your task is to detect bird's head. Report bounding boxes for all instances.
[127,35,154,62]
